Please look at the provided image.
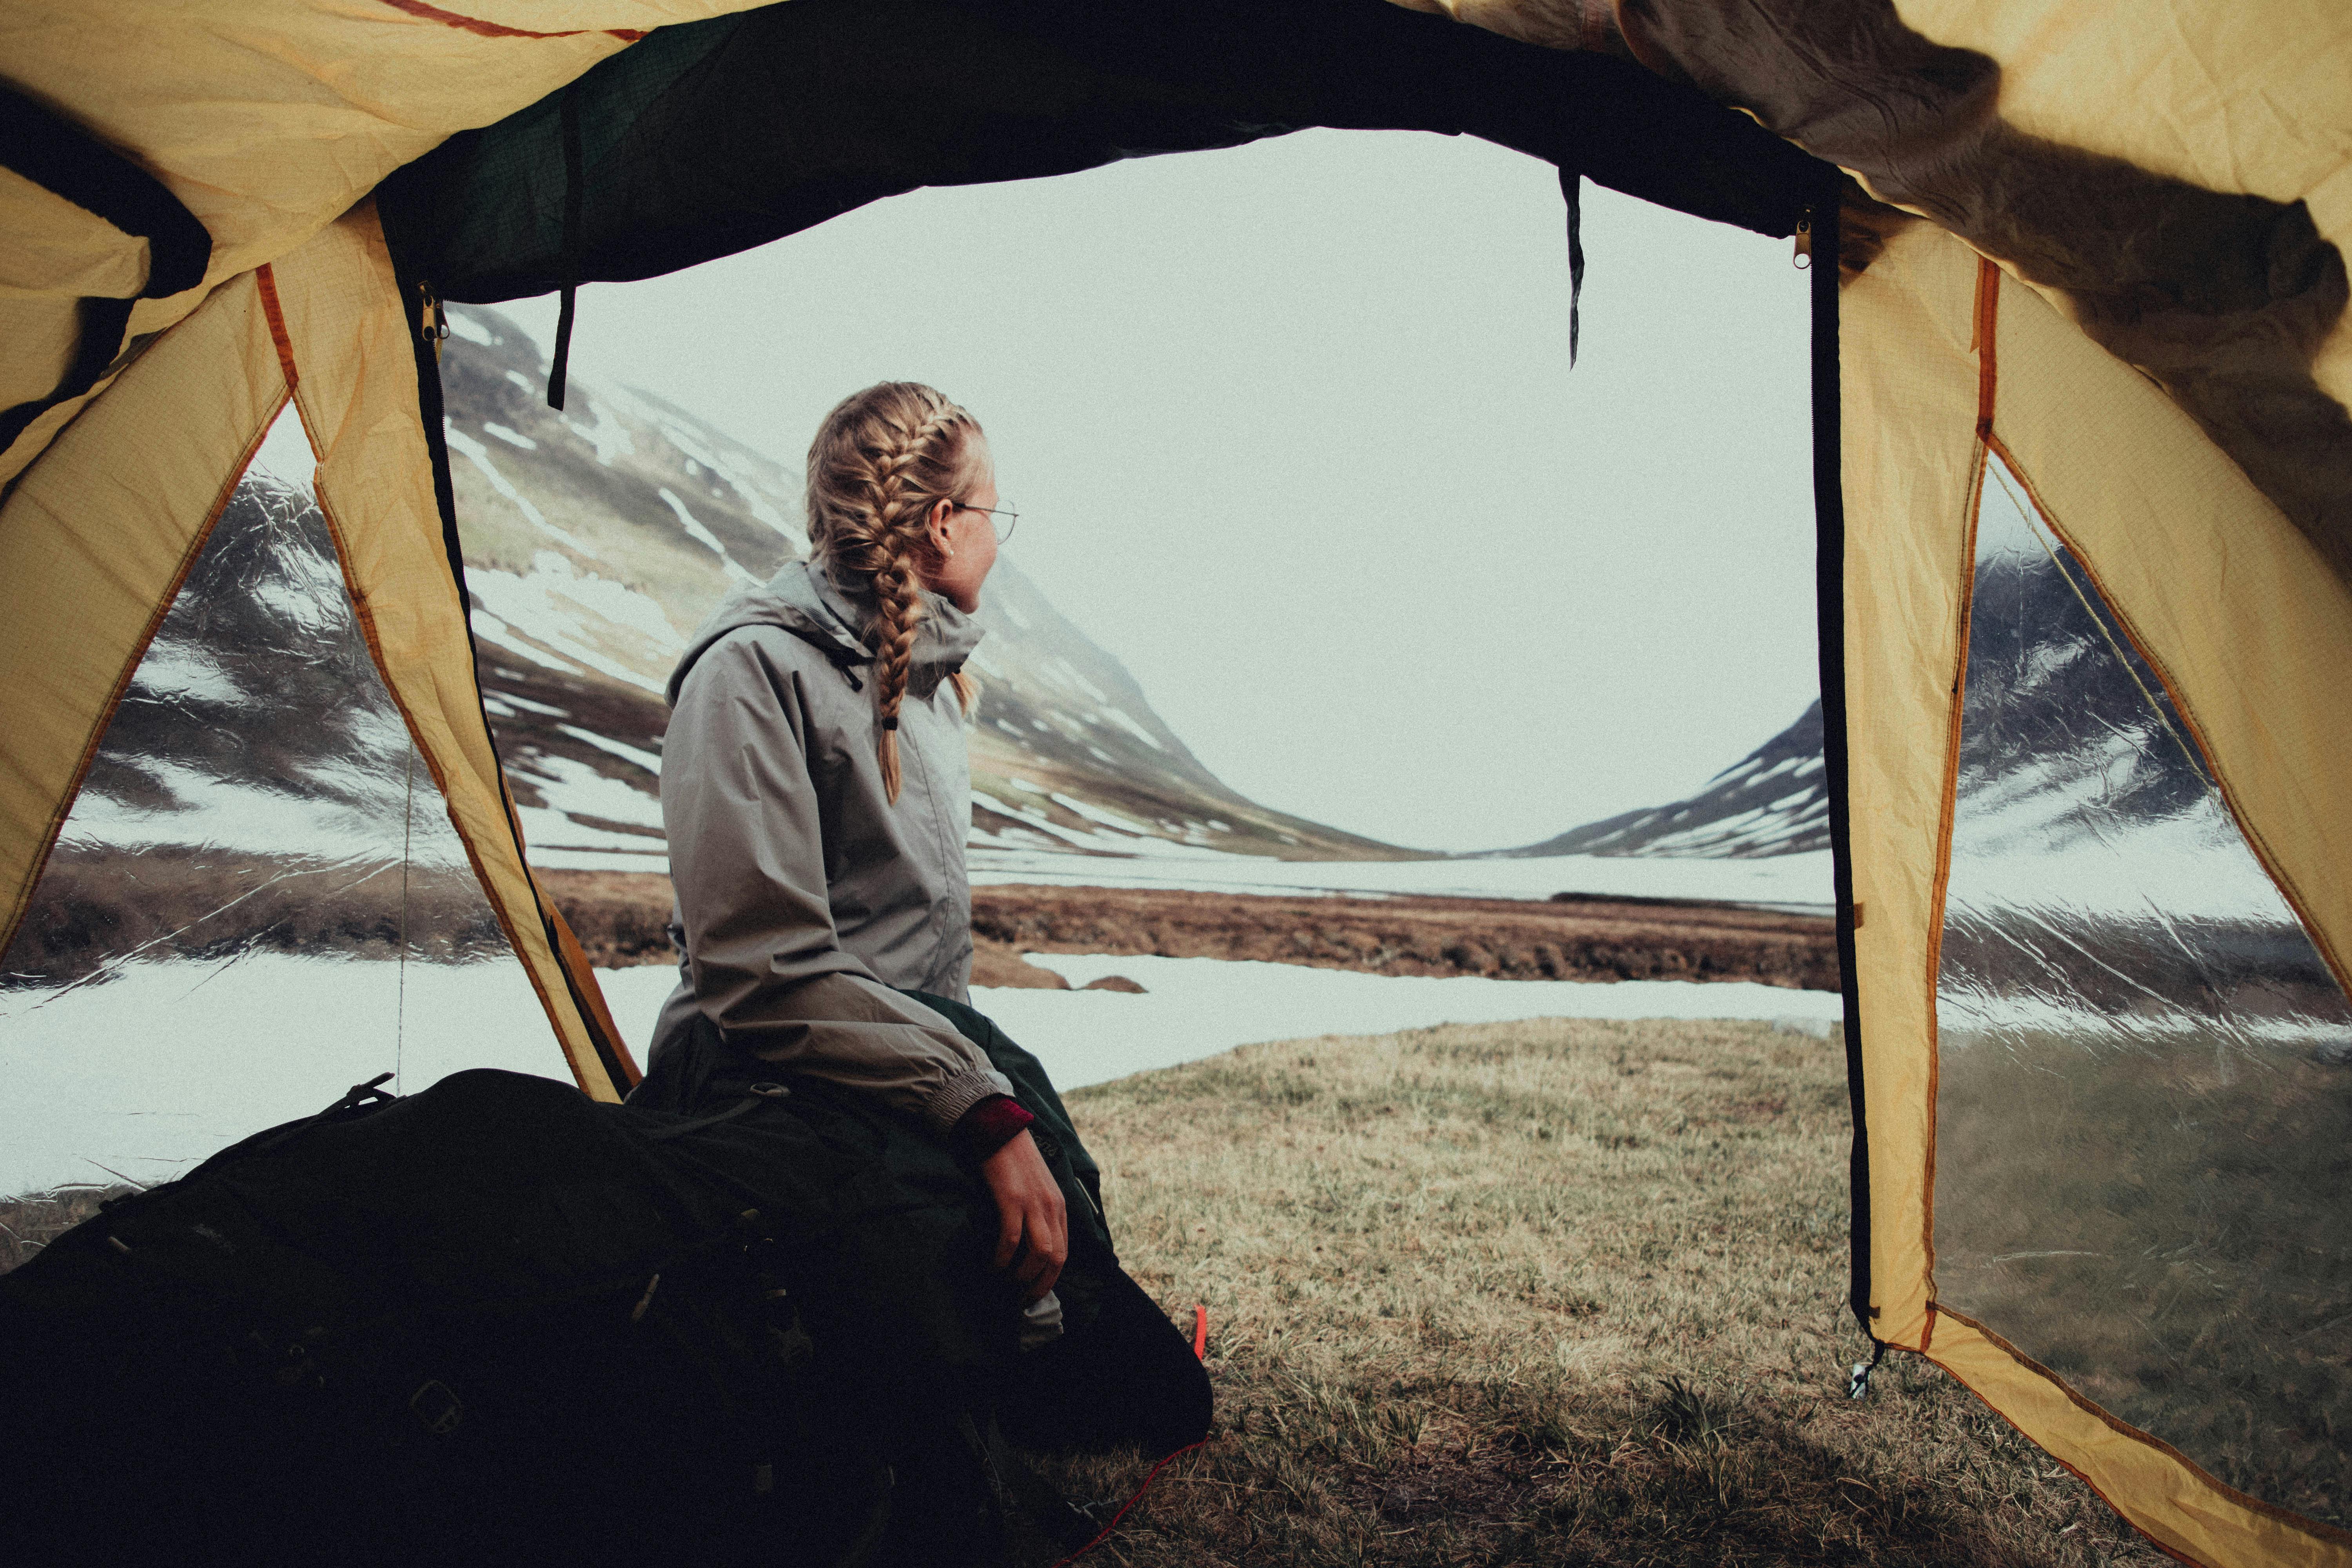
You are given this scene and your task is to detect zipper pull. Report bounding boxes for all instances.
[1793,207,1815,270]
[416,280,450,359]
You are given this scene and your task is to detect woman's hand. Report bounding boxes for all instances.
[979,1129,1067,1303]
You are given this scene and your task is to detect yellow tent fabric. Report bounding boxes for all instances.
[5,1,2351,1560]
[1403,0,2352,583]
[1842,221,2352,1568]
[0,196,635,1099]
[0,267,289,960]
[0,2,779,1095]
[0,1,756,491]
[272,202,636,1099]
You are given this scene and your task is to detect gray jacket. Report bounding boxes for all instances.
[647,558,1013,1136]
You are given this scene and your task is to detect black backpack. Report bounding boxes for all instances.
[0,1065,1109,1568]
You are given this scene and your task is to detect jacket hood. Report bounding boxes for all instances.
[665,556,985,706]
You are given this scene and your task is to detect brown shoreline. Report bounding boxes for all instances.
[538,871,1840,993]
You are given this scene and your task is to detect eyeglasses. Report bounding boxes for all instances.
[956,499,1019,544]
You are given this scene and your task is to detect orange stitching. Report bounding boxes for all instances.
[552,900,641,1087]
[1921,269,2004,1318]
[375,0,643,41]
[1920,445,1987,1312]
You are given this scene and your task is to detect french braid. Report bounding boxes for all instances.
[805,383,985,802]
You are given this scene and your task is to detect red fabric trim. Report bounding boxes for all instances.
[376,0,645,42]
[1973,257,1999,439]
[957,1095,1035,1161]
[254,264,298,392]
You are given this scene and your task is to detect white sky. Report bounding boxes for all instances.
[491,127,1820,853]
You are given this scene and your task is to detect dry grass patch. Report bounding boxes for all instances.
[0,1184,129,1275]
[1033,1017,2163,1566]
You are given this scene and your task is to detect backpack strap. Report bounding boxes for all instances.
[967,1413,1103,1551]
[640,1082,791,1142]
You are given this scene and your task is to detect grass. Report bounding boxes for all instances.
[0,1016,2174,1564]
[1029,1017,2166,1567]
[0,1183,131,1275]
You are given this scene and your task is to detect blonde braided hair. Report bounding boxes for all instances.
[806,382,986,802]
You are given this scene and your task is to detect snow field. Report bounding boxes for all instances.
[0,953,1839,1198]
[969,953,1842,1092]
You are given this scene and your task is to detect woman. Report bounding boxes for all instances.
[635,381,1208,1463]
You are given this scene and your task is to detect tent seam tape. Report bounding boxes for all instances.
[254,265,300,391]
[0,374,287,958]
[1918,255,2004,1332]
[1973,258,1999,436]
[373,0,645,43]
[1925,1318,2202,1568]
[1918,441,1987,1328]
[1928,1301,2352,1554]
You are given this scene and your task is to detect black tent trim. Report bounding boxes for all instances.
[367,0,1843,1112]
[379,0,1824,304]
[389,243,643,1098]
[1806,196,1876,1345]
[0,83,213,461]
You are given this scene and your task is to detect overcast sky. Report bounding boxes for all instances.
[492,127,1819,853]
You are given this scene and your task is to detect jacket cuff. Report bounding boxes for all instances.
[954,1095,1036,1163]
[926,1062,1014,1137]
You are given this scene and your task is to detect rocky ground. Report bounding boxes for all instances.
[537,872,1840,993]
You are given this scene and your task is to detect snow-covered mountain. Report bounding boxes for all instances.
[437,305,1408,868]
[55,476,462,868]
[1501,523,2336,967]
[1505,531,2280,869]
[1502,701,1828,860]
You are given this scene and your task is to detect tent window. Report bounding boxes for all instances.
[0,413,558,1201]
[1931,452,2352,1523]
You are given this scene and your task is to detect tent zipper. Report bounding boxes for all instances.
[415,280,449,359]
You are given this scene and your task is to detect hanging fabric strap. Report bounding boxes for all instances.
[1559,168,1584,367]
[548,82,585,410]
[640,1082,792,1142]
[0,85,213,457]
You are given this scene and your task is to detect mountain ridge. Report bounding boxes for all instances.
[1500,701,1829,860]
[437,304,1416,867]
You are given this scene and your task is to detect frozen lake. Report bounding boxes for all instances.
[524,842,1838,914]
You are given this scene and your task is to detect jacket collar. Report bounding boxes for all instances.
[665,557,984,706]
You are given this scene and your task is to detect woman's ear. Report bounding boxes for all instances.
[924,496,956,563]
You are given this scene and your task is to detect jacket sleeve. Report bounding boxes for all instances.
[661,630,1012,1136]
